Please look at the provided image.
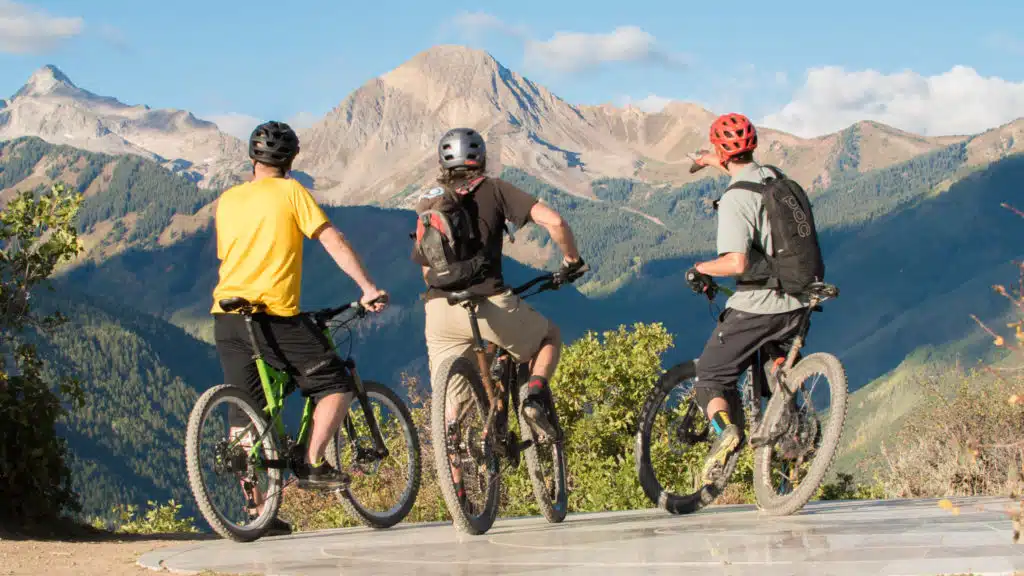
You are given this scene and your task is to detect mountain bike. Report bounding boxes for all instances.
[634,272,847,516]
[430,266,587,535]
[184,295,421,542]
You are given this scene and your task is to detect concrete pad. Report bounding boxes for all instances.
[139,497,1024,575]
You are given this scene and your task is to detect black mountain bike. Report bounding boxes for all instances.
[634,273,848,516]
[431,266,587,535]
[185,296,421,542]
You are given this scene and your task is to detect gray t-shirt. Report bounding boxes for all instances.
[717,162,809,314]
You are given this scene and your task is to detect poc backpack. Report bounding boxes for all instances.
[725,166,825,295]
[412,176,489,291]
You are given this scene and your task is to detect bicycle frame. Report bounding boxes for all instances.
[235,307,389,469]
[459,302,508,444]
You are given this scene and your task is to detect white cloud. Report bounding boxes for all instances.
[524,26,688,73]
[287,111,319,130]
[761,65,1024,138]
[0,0,83,54]
[449,12,688,74]
[203,113,261,140]
[203,112,321,139]
[620,94,672,113]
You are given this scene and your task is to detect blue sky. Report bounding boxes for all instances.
[1,0,1023,139]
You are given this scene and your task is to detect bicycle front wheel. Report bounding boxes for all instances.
[430,355,500,535]
[753,352,848,516]
[634,361,740,515]
[326,380,422,529]
[520,380,569,524]
[184,384,283,542]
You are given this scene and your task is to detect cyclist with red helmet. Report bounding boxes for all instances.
[687,113,811,483]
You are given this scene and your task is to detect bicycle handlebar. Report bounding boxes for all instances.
[512,262,590,298]
[685,268,733,301]
[310,294,389,325]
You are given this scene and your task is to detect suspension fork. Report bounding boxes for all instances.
[348,361,390,459]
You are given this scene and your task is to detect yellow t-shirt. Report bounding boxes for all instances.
[211,177,329,316]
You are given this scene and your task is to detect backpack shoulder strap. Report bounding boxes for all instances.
[454,175,487,196]
[762,164,786,180]
[724,180,767,194]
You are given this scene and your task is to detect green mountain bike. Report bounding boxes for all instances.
[184,296,421,542]
[634,273,848,516]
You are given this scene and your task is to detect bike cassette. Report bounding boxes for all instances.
[214,439,249,475]
[778,410,820,462]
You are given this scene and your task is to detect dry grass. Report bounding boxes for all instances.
[878,203,1024,540]
[278,374,451,531]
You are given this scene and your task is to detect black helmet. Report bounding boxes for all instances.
[249,121,299,168]
[438,128,485,170]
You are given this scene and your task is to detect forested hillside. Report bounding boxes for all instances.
[28,288,221,522]
[3,130,1020,521]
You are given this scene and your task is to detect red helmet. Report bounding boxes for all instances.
[709,113,757,163]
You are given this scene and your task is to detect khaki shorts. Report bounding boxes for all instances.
[425,289,551,416]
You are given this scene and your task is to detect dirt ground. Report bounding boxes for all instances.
[0,535,252,576]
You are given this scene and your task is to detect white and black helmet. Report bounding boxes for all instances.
[438,128,485,170]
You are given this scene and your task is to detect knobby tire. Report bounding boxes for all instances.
[326,380,422,529]
[185,384,283,542]
[752,352,848,515]
[634,361,740,515]
[430,355,500,535]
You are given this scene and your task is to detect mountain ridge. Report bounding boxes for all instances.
[4,47,1022,210]
[0,64,248,190]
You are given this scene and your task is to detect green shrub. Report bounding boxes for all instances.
[0,184,85,528]
[104,499,198,534]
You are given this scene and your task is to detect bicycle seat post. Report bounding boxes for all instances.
[241,309,263,361]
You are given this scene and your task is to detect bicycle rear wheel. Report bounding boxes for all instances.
[185,384,283,542]
[431,355,500,535]
[634,361,741,515]
[519,373,568,523]
[326,380,422,529]
[752,352,848,515]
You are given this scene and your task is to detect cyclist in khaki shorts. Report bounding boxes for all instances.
[411,127,585,457]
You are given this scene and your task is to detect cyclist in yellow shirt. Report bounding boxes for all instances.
[211,121,387,532]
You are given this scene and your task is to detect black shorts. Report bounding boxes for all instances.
[213,312,353,411]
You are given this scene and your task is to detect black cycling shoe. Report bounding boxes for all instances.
[295,460,350,489]
[522,397,559,444]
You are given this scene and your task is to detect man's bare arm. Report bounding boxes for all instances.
[314,223,386,307]
[528,202,580,262]
[695,252,747,277]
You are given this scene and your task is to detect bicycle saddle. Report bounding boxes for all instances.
[219,297,256,313]
[445,290,480,306]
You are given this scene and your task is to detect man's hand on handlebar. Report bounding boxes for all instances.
[359,287,389,312]
[685,267,718,299]
[554,256,587,285]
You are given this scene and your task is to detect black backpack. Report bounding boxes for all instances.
[412,176,490,291]
[723,166,825,295]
